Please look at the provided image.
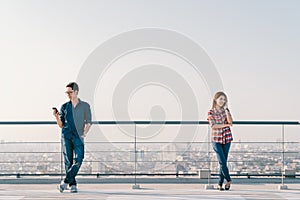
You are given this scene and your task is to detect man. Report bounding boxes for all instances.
[53,82,92,193]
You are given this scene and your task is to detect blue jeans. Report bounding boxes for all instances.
[62,136,84,186]
[212,142,231,186]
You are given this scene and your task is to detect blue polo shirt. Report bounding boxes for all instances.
[59,99,92,138]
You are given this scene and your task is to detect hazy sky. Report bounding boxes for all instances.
[0,0,299,142]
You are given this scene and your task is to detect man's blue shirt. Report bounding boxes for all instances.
[59,99,92,138]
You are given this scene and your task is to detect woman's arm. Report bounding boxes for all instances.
[224,101,233,125]
[225,108,233,125]
[212,123,231,129]
[208,110,231,129]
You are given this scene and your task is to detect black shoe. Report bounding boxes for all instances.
[225,183,231,190]
[217,185,224,191]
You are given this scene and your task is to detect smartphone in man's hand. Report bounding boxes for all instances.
[52,107,58,114]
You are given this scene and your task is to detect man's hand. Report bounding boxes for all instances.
[53,111,60,118]
[52,108,63,128]
[83,123,92,137]
[52,108,59,118]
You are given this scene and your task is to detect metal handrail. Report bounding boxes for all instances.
[0,120,299,185]
[0,120,299,125]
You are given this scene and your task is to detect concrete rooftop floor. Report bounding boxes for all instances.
[0,183,300,200]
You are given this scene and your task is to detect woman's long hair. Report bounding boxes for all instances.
[211,91,228,109]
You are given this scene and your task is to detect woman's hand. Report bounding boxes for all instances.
[212,124,232,129]
[223,102,228,110]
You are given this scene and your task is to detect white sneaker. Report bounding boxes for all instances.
[70,185,78,193]
[58,181,68,193]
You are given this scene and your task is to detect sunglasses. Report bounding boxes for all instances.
[65,91,74,95]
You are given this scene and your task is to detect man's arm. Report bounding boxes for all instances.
[83,123,91,136]
[83,103,92,136]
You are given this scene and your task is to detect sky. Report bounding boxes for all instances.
[0,0,299,142]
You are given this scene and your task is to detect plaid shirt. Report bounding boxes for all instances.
[207,108,233,144]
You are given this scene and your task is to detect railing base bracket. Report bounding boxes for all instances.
[278,185,288,190]
[205,184,214,190]
[132,184,141,189]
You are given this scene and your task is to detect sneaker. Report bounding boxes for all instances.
[70,185,78,193]
[58,181,68,193]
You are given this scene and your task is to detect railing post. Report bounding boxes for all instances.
[205,125,214,190]
[132,123,140,189]
[279,124,288,190]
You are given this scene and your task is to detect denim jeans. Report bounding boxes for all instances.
[212,142,231,186]
[62,136,84,186]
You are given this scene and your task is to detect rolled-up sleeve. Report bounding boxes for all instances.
[207,110,216,127]
[85,103,92,124]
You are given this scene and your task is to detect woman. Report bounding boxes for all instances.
[207,91,233,191]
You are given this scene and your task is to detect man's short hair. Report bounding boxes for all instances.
[66,82,79,92]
